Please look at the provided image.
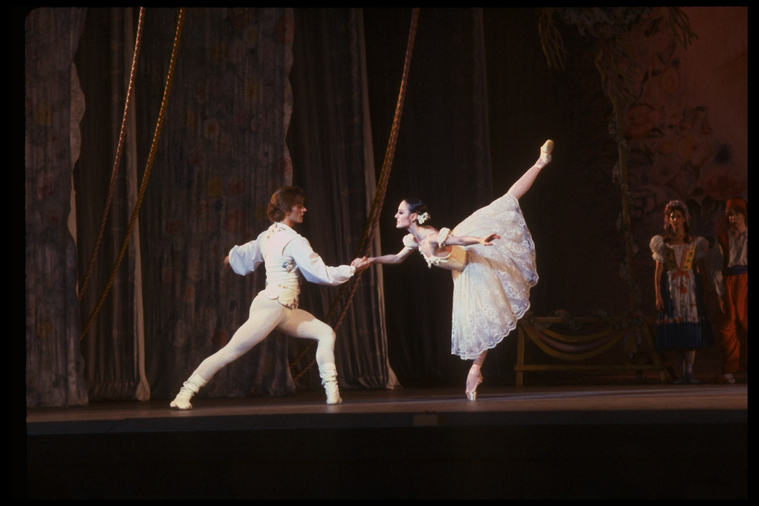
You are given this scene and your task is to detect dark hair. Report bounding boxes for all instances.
[267,186,305,222]
[403,198,429,222]
[726,204,748,225]
[664,205,691,244]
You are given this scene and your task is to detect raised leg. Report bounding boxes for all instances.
[507,140,553,201]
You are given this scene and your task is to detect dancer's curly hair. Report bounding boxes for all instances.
[267,186,305,222]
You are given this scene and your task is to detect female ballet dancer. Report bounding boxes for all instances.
[171,186,370,408]
[649,200,713,384]
[356,141,553,400]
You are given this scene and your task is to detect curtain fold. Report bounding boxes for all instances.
[136,8,297,400]
[73,8,149,401]
[364,8,495,386]
[25,7,89,407]
[286,8,399,390]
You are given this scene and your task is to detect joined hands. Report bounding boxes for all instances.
[351,256,371,272]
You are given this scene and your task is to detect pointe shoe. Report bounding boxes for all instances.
[539,139,554,164]
[465,373,483,401]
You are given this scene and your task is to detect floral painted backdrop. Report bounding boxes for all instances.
[540,7,747,319]
[619,8,747,252]
[135,8,296,400]
[25,8,89,407]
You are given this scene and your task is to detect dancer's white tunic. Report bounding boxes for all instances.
[229,221,355,307]
[403,192,538,360]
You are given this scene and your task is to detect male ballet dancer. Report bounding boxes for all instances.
[171,186,370,408]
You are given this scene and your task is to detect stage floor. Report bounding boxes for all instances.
[25,384,748,499]
[27,384,747,435]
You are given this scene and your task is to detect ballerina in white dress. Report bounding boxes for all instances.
[358,141,553,400]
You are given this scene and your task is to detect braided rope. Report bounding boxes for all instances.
[291,8,420,381]
[81,8,186,341]
[78,8,146,303]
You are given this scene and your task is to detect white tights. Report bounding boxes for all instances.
[194,295,336,381]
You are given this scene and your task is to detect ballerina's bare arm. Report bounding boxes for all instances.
[365,246,416,265]
[444,233,500,247]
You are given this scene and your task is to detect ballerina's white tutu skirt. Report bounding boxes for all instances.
[450,192,538,359]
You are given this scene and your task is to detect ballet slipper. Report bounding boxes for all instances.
[170,372,208,410]
[539,140,554,164]
[319,362,342,405]
[465,366,483,401]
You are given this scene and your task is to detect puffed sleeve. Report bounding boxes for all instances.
[228,232,265,276]
[694,236,709,262]
[649,235,665,264]
[437,227,451,247]
[402,234,419,251]
[287,236,355,286]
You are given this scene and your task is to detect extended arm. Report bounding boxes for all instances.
[444,233,500,247]
[288,236,356,286]
[654,261,664,311]
[366,246,415,265]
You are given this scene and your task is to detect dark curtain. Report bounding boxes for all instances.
[135,8,297,400]
[25,7,89,407]
[363,8,495,386]
[287,8,399,390]
[74,8,150,402]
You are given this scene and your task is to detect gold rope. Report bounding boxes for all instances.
[78,8,146,303]
[81,8,186,341]
[290,8,421,379]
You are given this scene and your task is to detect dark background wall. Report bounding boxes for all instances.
[363,8,624,386]
[361,7,747,387]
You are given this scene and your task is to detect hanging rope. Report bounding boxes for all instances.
[81,8,186,341]
[290,8,420,380]
[78,7,146,303]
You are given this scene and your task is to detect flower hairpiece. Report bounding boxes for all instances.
[663,200,691,228]
[416,212,430,224]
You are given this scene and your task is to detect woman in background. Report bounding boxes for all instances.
[649,200,713,384]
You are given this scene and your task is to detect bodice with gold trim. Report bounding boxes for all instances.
[419,245,467,272]
[664,241,696,272]
[405,227,467,272]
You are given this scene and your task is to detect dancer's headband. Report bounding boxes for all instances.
[663,200,690,227]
